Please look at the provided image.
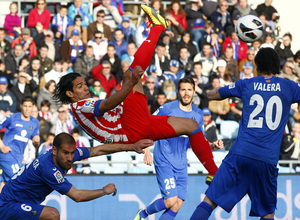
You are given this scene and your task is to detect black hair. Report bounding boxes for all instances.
[21,96,35,104]
[53,72,82,104]
[40,43,49,50]
[178,77,195,91]
[255,48,280,75]
[41,99,51,108]
[53,132,76,150]
[71,127,81,135]
[193,61,202,68]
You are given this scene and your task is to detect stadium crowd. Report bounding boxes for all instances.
[0,0,300,174]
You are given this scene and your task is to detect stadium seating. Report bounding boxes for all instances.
[110,152,133,173]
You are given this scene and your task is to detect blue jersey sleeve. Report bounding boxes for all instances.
[73,147,90,162]
[93,100,104,116]
[0,115,12,130]
[219,80,245,99]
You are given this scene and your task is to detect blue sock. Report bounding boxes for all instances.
[260,218,274,220]
[159,208,178,220]
[190,202,212,220]
[146,198,167,215]
[140,210,148,219]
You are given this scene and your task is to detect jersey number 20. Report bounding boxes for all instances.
[247,94,282,130]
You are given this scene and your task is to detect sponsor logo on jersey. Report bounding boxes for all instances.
[77,148,83,156]
[33,159,39,170]
[229,82,235,89]
[84,99,95,107]
[54,170,64,183]
[16,123,23,127]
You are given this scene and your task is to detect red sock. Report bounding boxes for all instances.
[189,131,218,175]
[130,25,164,71]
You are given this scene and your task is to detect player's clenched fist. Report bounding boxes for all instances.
[102,183,117,196]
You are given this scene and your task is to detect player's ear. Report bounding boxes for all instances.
[52,145,57,156]
[66,90,73,98]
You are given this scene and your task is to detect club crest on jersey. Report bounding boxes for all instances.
[54,171,64,183]
[32,210,37,215]
[229,82,235,89]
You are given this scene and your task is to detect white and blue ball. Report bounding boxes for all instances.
[235,15,263,43]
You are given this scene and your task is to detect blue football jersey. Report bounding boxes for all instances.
[153,100,205,170]
[219,76,300,165]
[0,147,90,204]
[0,112,39,156]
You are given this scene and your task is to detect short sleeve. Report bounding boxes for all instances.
[219,80,245,99]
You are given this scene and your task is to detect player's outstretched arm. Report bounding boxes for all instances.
[98,66,143,115]
[88,139,154,157]
[207,88,222,100]
[66,183,117,202]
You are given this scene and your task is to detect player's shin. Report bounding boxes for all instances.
[129,25,164,72]
[189,128,218,175]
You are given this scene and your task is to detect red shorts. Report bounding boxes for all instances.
[121,91,177,143]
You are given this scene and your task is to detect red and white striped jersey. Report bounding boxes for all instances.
[70,98,129,143]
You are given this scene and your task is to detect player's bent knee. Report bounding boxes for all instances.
[164,196,178,209]
[39,206,60,220]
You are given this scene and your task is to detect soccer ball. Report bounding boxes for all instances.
[235,15,263,43]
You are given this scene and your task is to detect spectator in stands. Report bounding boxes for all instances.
[163,59,186,86]
[11,72,38,112]
[4,2,21,39]
[203,108,218,145]
[35,44,53,75]
[151,91,167,114]
[61,29,86,65]
[44,59,64,84]
[0,76,17,116]
[231,0,257,23]
[50,105,75,135]
[87,30,108,61]
[219,46,239,82]
[100,44,122,84]
[108,29,128,58]
[68,0,93,28]
[42,30,60,62]
[150,43,170,77]
[89,79,107,100]
[165,0,187,30]
[260,33,275,49]
[238,47,257,76]
[12,28,37,59]
[177,31,198,60]
[239,62,254,80]
[229,96,243,123]
[178,46,193,76]
[275,32,294,67]
[135,15,150,47]
[185,0,207,48]
[28,57,46,91]
[38,99,52,121]
[61,58,74,74]
[0,28,11,56]
[194,43,218,78]
[91,61,117,97]
[208,77,230,121]
[5,44,28,76]
[37,80,59,112]
[116,16,136,43]
[200,27,223,58]
[38,133,55,156]
[121,42,137,64]
[162,79,177,102]
[223,31,248,63]
[74,46,99,85]
[191,61,209,87]
[294,50,300,68]
[280,121,300,169]
[143,75,159,114]
[148,64,165,89]
[277,59,300,82]
[190,75,203,108]
[258,13,275,38]
[216,59,232,86]
[87,10,113,42]
[255,0,279,31]
[31,104,52,143]
[67,15,88,44]
[52,5,71,44]
[209,0,233,39]
[27,0,51,38]
[93,0,122,31]
[159,32,177,60]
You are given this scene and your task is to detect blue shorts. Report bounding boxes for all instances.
[0,153,23,182]
[0,199,44,220]
[206,153,278,217]
[155,165,188,200]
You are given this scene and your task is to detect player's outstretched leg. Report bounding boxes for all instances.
[129,5,169,72]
